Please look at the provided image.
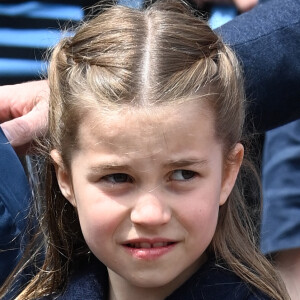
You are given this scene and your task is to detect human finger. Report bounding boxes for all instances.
[0,80,49,123]
[1,98,49,149]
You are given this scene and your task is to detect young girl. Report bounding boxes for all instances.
[0,0,289,299]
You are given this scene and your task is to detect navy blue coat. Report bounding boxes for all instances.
[45,256,271,300]
[0,129,30,285]
[217,0,300,132]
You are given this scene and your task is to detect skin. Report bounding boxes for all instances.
[232,0,258,12]
[0,81,49,154]
[52,101,243,300]
[276,249,300,300]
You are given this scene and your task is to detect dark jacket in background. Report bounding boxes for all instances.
[217,0,300,132]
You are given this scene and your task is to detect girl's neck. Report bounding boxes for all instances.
[107,269,186,300]
[108,270,171,300]
[109,283,166,300]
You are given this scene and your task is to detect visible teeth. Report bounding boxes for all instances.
[140,242,151,248]
[153,242,164,248]
[128,242,170,248]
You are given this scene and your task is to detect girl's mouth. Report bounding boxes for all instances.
[122,240,177,260]
[126,242,174,249]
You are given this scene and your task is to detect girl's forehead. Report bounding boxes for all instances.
[76,100,217,157]
[91,100,212,129]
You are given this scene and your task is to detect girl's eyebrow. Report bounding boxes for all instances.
[164,159,208,169]
[88,163,134,174]
[88,159,208,174]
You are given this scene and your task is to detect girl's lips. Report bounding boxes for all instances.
[126,241,172,248]
[122,239,177,260]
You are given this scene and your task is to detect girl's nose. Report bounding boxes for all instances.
[130,192,171,226]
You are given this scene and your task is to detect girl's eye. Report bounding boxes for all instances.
[102,173,133,184]
[170,170,196,181]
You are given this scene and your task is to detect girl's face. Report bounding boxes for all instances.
[52,100,243,297]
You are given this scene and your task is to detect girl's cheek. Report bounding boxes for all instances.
[78,200,126,236]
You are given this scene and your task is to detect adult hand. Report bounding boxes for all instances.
[0,80,49,154]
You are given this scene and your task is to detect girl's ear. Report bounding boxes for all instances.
[50,149,77,207]
[219,143,244,206]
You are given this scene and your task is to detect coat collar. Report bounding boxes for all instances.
[55,256,269,300]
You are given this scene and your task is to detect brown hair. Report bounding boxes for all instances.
[0,0,289,299]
